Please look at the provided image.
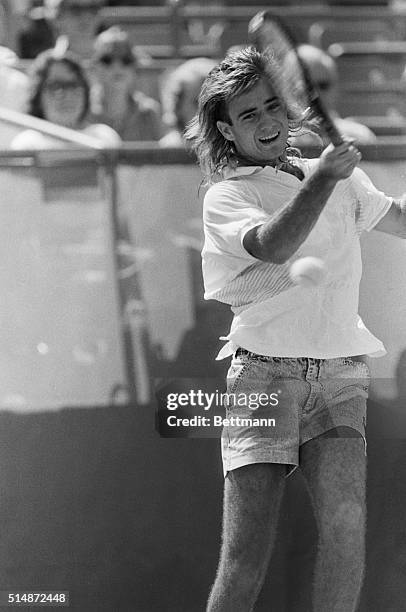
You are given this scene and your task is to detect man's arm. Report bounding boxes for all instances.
[373,197,406,239]
[243,142,362,264]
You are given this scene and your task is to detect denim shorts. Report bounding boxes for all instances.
[222,348,370,478]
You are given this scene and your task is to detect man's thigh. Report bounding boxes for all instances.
[299,427,366,525]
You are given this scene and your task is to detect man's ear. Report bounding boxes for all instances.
[216,120,235,142]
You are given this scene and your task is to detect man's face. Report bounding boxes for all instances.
[216,77,289,166]
[94,44,136,94]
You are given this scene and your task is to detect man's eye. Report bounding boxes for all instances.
[267,102,280,111]
[242,112,255,121]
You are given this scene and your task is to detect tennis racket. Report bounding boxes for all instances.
[248,10,343,146]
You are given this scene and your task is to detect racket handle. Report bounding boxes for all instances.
[312,96,343,147]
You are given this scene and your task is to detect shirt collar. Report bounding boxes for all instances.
[223,165,263,179]
[223,161,306,182]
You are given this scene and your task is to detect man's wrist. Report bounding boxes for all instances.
[312,168,340,187]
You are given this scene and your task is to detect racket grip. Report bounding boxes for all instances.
[312,97,343,147]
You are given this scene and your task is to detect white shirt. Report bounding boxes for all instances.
[202,158,392,359]
[0,64,29,113]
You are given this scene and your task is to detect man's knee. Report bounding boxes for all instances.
[221,555,267,592]
[323,500,365,549]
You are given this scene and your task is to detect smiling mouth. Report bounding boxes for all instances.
[259,131,280,144]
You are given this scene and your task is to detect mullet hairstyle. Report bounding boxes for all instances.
[185,46,310,184]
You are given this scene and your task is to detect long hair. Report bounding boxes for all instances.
[185,46,311,183]
[27,48,90,123]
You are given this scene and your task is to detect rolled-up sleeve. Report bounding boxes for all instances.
[202,181,270,298]
[351,167,393,233]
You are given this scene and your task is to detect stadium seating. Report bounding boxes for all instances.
[308,19,393,49]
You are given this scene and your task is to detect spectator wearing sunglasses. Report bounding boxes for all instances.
[290,44,376,148]
[89,27,164,141]
[11,46,120,148]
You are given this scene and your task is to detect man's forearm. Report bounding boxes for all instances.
[374,194,406,238]
[244,169,338,264]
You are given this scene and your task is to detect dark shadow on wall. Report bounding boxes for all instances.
[1,366,406,611]
[359,349,406,612]
[0,404,224,612]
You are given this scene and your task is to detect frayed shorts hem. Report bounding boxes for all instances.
[223,421,367,479]
[223,451,298,479]
[301,419,367,454]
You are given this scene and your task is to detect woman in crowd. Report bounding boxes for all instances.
[12,44,120,148]
[90,26,163,141]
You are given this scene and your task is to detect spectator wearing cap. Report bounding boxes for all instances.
[290,44,376,148]
[90,26,163,141]
[159,57,217,147]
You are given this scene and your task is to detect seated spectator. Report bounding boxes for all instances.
[11,45,120,148]
[159,57,217,147]
[90,26,163,141]
[0,46,30,112]
[53,0,105,58]
[17,1,56,59]
[291,44,377,148]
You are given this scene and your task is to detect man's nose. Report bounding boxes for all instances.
[258,111,274,128]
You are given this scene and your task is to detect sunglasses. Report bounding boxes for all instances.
[97,54,134,67]
[44,80,83,94]
[315,81,333,92]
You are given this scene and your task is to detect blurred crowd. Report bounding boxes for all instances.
[0,0,401,150]
[0,0,225,148]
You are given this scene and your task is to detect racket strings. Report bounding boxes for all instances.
[252,18,312,111]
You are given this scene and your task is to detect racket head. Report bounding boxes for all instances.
[248,10,343,146]
[248,11,313,107]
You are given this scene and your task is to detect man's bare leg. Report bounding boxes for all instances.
[207,463,286,612]
[300,427,366,612]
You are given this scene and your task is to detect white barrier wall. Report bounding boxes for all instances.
[359,160,406,397]
[118,163,204,360]
[0,162,128,410]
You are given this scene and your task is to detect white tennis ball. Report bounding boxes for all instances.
[289,256,327,287]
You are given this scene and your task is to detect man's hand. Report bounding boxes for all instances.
[244,141,362,263]
[318,141,362,181]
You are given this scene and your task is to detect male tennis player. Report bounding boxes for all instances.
[186,47,406,612]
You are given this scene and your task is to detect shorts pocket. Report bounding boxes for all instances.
[226,358,254,395]
[353,361,371,393]
[333,359,371,394]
